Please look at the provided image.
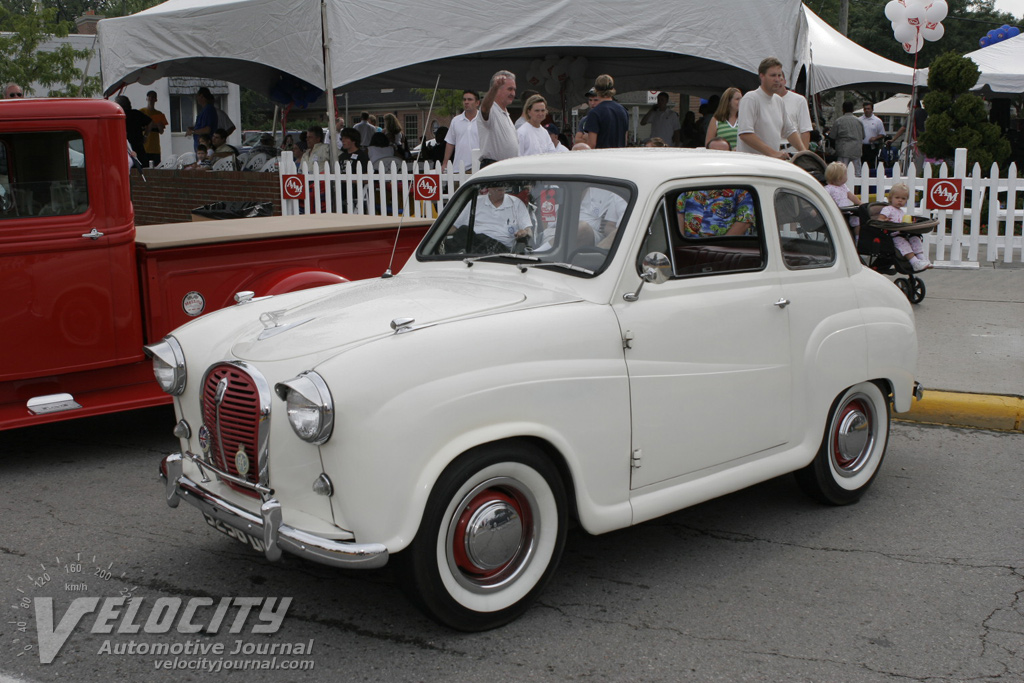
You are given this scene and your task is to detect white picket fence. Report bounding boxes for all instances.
[844,148,1023,267]
[280,148,1024,266]
[279,156,476,220]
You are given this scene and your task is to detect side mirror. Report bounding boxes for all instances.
[624,252,670,301]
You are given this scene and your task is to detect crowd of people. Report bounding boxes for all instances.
[89,60,915,180]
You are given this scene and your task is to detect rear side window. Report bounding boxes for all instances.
[640,185,767,278]
[0,131,88,220]
[773,190,837,269]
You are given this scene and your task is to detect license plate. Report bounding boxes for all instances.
[203,513,266,553]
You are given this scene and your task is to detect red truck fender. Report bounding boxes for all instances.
[250,268,350,296]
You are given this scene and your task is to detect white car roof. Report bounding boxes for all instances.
[475,148,820,191]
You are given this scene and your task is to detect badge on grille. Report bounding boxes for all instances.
[235,444,250,478]
[198,425,210,454]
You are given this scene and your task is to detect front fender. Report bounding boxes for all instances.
[250,267,349,296]
[315,302,633,552]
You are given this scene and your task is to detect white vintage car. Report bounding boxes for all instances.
[150,149,919,631]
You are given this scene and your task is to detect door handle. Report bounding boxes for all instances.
[82,228,104,240]
[773,298,790,309]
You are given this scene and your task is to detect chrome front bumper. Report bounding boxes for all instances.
[162,453,388,569]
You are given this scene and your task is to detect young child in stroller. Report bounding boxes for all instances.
[824,162,863,242]
[879,183,932,272]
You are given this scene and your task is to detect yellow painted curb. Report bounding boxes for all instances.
[897,390,1024,432]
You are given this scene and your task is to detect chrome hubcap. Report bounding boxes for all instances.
[446,477,536,592]
[463,499,523,570]
[833,398,874,476]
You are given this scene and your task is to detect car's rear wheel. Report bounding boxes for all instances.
[796,382,890,505]
[398,441,567,631]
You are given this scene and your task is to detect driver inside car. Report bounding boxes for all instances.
[450,185,533,253]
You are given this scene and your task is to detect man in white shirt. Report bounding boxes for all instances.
[455,186,532,248]
[736,57,806,158]
[478,70,520,167]
[776,75,812,154]
[578,187,628,247]
[859,102,887,168]
[301,126,331,167]
[640,92,681,147]
[443,90,480,172]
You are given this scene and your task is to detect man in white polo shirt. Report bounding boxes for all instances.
[478,70,519,167]
[776,75,812,154]
[442,90,480,172]
[736,57,806,158]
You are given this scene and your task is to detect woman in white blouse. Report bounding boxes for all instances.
[517,94,556,156]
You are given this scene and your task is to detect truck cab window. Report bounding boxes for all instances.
[0,131,88,219]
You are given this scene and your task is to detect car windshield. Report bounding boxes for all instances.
[418,177,634,276]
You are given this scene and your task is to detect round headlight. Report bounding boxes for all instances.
[275,372,333,444]
[144,337,186,396]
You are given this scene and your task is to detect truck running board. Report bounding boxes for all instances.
[27,393,83,415]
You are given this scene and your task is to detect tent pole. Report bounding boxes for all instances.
[321,0,339,170]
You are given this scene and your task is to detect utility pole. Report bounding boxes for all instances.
[834,0,850,125]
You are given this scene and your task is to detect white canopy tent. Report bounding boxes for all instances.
[962,34,1024,95]
[99,0,808,101]
[800,5,916,94]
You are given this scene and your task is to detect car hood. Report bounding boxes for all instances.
[228,271,582,363]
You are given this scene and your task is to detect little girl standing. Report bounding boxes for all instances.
[881,182,932,271]
[824,162,862,241]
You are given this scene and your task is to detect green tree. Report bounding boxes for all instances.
[0,5,98,96]
[412,88,466,117]
[918,51,1010,167]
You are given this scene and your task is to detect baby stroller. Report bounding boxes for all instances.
[788,152,937,305]
[841,203,937,304]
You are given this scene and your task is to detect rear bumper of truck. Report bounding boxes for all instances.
[161,453,389,569]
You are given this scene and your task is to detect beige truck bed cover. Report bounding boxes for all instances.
[135,214,434,250]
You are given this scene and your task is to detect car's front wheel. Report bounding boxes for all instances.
[796,381,890,505]
[398,441,567,631]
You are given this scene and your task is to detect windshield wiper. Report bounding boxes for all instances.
[463,253,541,267]
[518,261,595,275]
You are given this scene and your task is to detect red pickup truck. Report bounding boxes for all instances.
[0,98,430,430]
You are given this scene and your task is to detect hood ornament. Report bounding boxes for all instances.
[257,310,315,341]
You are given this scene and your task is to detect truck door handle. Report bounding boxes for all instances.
[82,228,104,240]
[774,298,790,309]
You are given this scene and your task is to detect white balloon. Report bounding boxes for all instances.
[544,77,560,95]
[885,0,907,22]
[905,0,927,6]
[922,21,945,41]
[904,3,926,25]
[903,34,925,53]
[925,0,948,22]
[894,22,919,43]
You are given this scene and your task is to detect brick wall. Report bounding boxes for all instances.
[129,169,282,225]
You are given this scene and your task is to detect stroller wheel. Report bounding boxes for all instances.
[910,277,926,303]
[894,277,912,301]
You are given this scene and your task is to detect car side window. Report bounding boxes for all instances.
[773,190,837,269]
[0,131,88,220]
[662,186,766,278]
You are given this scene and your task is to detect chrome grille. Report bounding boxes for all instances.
[201,362,271,498]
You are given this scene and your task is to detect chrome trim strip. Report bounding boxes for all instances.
[164,454,388,569]
[183,451,273,496]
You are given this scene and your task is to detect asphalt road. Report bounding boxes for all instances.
[1,407,1021,683]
